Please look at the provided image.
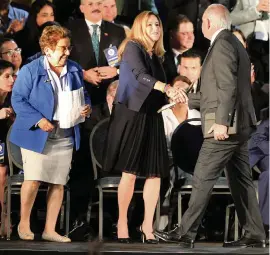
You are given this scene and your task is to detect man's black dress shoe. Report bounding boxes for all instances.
[178,236,195,248]
[118,238,132,243]
[223,236,266,248]
[154,228,180,243]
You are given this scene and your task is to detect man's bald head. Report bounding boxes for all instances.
[202,4,231,40]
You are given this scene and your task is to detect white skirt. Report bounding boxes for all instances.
[21,127,74,185]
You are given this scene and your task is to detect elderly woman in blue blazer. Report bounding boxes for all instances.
[10,25,91,243]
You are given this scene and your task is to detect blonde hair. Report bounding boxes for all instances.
[39,25,71,54]
[118,11,165,60]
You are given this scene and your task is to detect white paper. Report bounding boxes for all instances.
[58,87,85,128]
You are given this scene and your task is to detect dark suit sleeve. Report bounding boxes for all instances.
[212,39,238,126]
[124,42,158,87]
[188,92,200,110]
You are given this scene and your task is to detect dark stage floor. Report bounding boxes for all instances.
[0,241,268,255]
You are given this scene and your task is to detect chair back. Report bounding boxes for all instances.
[171,118,203,174]
[89,118,110,180]
[6,125,23,176]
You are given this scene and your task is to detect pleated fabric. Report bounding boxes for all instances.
[102,89,169,178]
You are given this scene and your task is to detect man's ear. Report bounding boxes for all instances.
[79,4,84,14]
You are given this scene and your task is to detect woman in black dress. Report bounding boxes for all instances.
[0,60,15,237]
[102,11,187,243]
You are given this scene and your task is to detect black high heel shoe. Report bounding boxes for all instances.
[139,226,158,244]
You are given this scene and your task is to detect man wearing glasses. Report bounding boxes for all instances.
[0,38,22,75]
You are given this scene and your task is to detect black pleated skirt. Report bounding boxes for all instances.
[102,90,169,178]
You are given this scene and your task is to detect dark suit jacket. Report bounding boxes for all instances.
[248,119,269,168]
[68,19,126,105]
[83,102,110,136]
[188,29,257,135]
[163,50,178,84]
[165,0,236,52]
[115,41,165,112]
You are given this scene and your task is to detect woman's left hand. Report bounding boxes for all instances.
[81,104,92,117]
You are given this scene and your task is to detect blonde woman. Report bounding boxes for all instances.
[102,11,187,244]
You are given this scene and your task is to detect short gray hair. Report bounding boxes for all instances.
[206,4,231,30]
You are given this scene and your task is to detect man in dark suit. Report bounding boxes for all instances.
[165,0,236,52]
[163,15,195,84]
[68,0,125,105]
[155,4,265,248]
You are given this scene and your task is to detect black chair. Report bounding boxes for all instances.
[1,126,70,240]
[88,118,161,241]
[170,119,234,241]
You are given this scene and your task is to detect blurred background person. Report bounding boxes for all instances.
[10,25,91,242]
[13,0,55,62]
[232,27,247,48]
[0,0,28,35]
[163,15,195,84]
[231,0,269,83]
[178,50,202,93]
[102,11,187,243]
[0,38,22,74]
[102,0,117,22]
[0,59,15,237]
[101,0,130,36]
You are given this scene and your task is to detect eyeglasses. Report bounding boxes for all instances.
[1,48,22,57]
[56,45,73,53]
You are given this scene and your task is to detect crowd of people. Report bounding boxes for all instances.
[0,0,269,247]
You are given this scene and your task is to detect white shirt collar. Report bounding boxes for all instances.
[210,28,226,45]
[85,19,102,29]
[172,48,181,57]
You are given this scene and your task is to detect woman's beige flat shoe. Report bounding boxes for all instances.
[42,232,71,243]
[17,225,34,241]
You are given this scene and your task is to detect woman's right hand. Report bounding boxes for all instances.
[38,118,55,132]
[0,108,13,120]
[165,86,188,104]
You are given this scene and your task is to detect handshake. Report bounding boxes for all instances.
[83,66,118,86]
[165,85,189,104]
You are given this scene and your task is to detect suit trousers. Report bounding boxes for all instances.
[179,135,266,240]
[258,156,269,226]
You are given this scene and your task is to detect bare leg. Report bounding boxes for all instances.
[117,172,136,238]
[142,177,161,239]
[43,184,63,234]
[19,180,40,234]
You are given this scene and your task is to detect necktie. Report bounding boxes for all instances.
[91,24,99,63]
[177,54,182,66]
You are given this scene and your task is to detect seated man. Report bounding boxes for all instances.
[159,76,201,230]
[0,0,28,35]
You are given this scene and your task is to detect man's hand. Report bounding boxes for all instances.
[208,123,229,141]
[83,68,101,86]
[38,118,55,132]
[257,0,270,12]
[97,66,117,79]
[6,19,24,34]
[81,104,91,117]
[166,86,188,104]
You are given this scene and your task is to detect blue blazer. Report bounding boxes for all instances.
[115,41,160,112]
[10,56,91,153]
